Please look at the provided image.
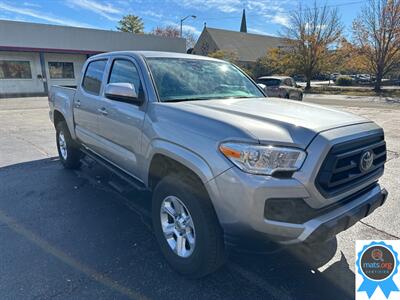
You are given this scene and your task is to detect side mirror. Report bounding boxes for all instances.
[257,83,266,90]
[104,83,142,105]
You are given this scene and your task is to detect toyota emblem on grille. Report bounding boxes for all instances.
[360,150,374,172]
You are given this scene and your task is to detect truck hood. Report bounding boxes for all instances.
[178,97,371,149]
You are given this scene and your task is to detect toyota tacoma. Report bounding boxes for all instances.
[48,51,388,278]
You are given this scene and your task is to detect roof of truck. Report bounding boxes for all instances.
[91,51,222,61]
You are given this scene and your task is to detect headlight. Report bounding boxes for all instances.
[219,142,306,175]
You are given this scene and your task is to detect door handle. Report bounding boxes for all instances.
[75,100,81,108]
[97,107,108,116]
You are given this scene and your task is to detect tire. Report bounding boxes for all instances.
[152,173,225,278]
[56,121,82,169]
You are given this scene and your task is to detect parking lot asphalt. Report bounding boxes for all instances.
[0,96,399,300]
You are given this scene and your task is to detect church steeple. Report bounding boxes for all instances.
[240,9,247,33]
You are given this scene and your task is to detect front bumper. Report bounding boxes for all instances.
[303,187,387,244]
[206,167,387,246]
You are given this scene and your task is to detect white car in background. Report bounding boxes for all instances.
[256,76,303,101]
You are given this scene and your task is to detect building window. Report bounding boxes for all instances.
[48,62,75,79]
[0,60,32,79]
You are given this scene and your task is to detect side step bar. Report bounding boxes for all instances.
[80,147,147,192]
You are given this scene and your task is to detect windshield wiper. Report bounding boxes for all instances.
[162,98,207,102]
[162,99,188,103]
[162,96,257,102]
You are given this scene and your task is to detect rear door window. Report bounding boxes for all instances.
[82,60,107,95]
[258,78,281,86]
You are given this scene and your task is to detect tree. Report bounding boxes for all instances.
[208,49,239,63]
[151,25,196,49]
[352,0,400,91]
[117,15,144,34]
[151,25,180,38]
[253,48,294,78]
[183,31,196,50]
[333,38,369,75]
[282,2,343,90]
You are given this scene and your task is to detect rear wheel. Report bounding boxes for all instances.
[56,121,82,169]
[152,173,225,278]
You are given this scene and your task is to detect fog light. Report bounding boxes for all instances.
[264,198,314,224]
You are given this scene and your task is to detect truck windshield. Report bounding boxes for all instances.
[146,58,264,102]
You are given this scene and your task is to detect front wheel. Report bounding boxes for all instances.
[152,173,225,278]
[56,121,82,169]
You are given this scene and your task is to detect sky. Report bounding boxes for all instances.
[0,0,365,38]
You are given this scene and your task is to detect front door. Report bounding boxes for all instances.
[96,57,147,179]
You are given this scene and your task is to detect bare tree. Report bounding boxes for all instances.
[150,25,197,50]
[183,31,196,50]
[151,25,180,38]
[282,2,343,90]
[353,0,400,91]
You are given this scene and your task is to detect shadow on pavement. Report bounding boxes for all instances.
[0,158,354,300]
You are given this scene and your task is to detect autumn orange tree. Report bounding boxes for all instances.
[352,0,400,91]
[253,48,294,78]
[208,49,239,63]
[282,2,343,90]
[333,38,369,75]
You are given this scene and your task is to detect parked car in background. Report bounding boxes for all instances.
[293,74,305,82]
[330,73,341,81]
[313,73,330,81]
[355,74,373,83]
[256,76,303,100]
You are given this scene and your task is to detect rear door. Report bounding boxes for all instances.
[73,59,108,151]
[96,57,147,178]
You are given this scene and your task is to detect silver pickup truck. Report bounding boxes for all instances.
[49,51,388,278]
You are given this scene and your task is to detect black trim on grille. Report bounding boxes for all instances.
[316,133,386,197]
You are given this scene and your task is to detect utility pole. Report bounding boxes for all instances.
[180,15,196,37]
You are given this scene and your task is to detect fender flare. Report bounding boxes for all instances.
[143,139,214,187]
[53,93,76,140]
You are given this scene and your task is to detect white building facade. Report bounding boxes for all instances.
[0,20,186,97]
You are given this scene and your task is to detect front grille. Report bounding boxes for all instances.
[316,133,386,197]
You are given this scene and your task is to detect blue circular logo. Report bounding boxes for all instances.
[357,241,400,298]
